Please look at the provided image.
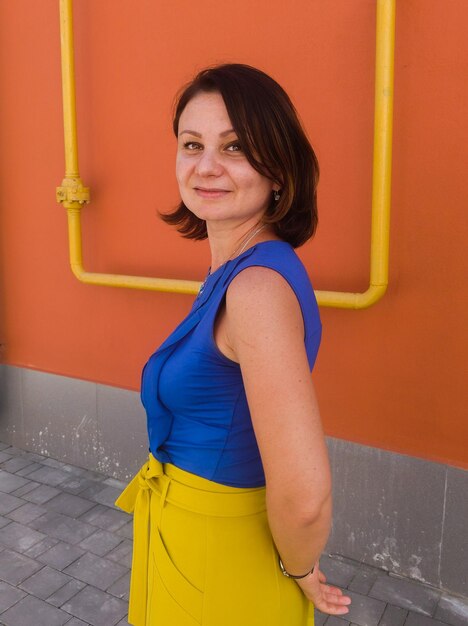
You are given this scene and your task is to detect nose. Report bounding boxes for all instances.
[195,148,224,177]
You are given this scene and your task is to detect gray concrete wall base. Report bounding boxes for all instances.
[325,438,467,597]
[0,365,148,481]
[1,364,466,597]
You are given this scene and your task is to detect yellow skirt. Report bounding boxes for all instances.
[114,452,314,626]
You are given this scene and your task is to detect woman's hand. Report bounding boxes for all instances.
[295,561,352,616]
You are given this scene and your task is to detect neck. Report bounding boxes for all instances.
[208,220,269,273]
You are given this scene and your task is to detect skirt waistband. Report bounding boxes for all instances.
[164,458,265,493]
[115,452,266,518]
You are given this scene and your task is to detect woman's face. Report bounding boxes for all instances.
[176,91,276,226]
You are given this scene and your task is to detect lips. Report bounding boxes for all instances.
[194,187,231,198]
[195,187,230,192]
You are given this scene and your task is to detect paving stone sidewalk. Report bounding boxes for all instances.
[0,441,467,626]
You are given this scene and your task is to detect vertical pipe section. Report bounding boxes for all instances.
[57,0,90,207]
[60,0,79,179]
[370,0,395,289]
[298,0,396,308]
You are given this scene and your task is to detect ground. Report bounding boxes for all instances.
[0,441,467,626]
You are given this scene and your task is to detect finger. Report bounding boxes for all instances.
[323,592,352,606]
[315,599,350,616]
[323,586,351,600]
[313,587,352,615]
[324,598,351,613]
[322,584,344,596]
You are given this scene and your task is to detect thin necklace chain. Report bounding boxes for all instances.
[209,222,267,276]
[198,222,268,297]
[230,222,267,260]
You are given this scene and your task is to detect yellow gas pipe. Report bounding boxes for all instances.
[56,0,395,307]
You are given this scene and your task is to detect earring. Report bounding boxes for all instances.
[273,189,281,202]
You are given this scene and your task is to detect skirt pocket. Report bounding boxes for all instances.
[150,525,204,624]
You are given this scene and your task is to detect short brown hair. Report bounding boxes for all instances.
[159,63,319,248]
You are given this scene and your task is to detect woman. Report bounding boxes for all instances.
[115,63,351,625]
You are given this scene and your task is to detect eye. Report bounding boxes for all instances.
[226,142,242,152]
[182,141,202,150]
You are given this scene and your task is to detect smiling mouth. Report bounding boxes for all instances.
[195,187,231,192]
[194,188,231,198]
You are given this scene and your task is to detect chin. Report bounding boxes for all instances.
[186,203,232,221]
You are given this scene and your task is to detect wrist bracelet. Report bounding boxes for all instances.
[278,556,315,579]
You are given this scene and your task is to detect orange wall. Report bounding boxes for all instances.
[0,1,466,469]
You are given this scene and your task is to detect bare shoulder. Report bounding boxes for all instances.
[227,264,293,296]
[225,265,304,352]
[226,265,299,306]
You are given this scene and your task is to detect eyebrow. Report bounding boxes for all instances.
[179,128,236,138]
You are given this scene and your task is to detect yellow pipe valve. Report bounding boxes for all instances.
[56,176,90,207]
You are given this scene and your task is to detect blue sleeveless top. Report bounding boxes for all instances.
[141,240,322,487]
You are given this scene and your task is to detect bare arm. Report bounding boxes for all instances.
[225,266,351,616]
